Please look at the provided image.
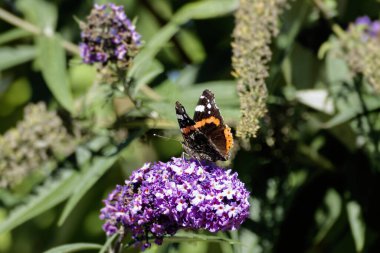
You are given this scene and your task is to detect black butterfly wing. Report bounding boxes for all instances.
[175,100,226,161]
[193,89,224,124]
[192,89,232,160]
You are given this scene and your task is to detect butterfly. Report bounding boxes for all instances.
[175,89,233,162]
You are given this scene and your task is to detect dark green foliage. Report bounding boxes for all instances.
[1,0,380,252]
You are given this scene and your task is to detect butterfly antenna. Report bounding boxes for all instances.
[153,133,181,144]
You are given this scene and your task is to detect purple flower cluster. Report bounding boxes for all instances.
[79,3,141,68]
[100,158,250,249]
[355,16,380,38]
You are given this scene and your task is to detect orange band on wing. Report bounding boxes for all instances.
[181,125,195,134]
[181,116,220,134]
[224,126,233,152]
[194,116,220,128]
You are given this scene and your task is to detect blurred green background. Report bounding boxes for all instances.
[1,0,380,252]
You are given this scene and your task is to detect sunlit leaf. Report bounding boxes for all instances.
[43,243,102,253]
[314,189,342,244]
[0,46,36,71]
[0,29,32,45]
[37,35,73,112]
[347,201,366,252]
[17,0,57,31]
[173,0,238,23]
[296,89,334,114]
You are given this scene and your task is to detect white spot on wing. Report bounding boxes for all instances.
[208,111,211,114]
[195,105,205,112]
[207,103,211,109]
[176,114,184,120]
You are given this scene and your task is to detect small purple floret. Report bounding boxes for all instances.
[355,16,380,38]
[355,16,371,26]
[100,158,250,249]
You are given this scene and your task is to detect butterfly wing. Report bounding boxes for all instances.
[192,89,233,160]
[193,89,224,124]
[175,100,226,161]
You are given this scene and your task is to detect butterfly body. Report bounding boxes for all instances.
[175,89,233,162]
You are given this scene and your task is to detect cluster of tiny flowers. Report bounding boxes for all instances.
[79,3,141,69]
[339,16,380,92]
[231,0,288,140]
[0,103,73,188]
[100,158,250,250]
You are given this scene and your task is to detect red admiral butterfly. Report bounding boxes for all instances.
[175,89,233,162]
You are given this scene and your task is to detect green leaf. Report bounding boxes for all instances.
[0,170,78,234]
[325,45,352,84]
[314,189,342,244]
[323,110,359,128]
[175,65,199,88]
[133,60,164,95]
[0,46,36,70]
[130,23,178,77]
[166,231,240,245]
[130,0,237,79]
[99,233,118,253]
[58,131,144,226]
[173,0,238,23]
[37,35,73,112]
[347,201,366,252]
[16,0,57,31]
[176,30,206,64]
[57,156,118,226]
[0,29,32,45]
[43,243,102,253]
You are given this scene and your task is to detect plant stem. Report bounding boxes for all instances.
[0,7,79,55]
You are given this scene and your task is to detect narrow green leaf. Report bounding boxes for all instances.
[130,23,178,77]
[38,35,73,112]
[176,65,199,88]
[58,131,144,226]
[0,46,36,70]
[0,29,32,45]
[43,243,102,253]
[57,156,118,226]
[0,170,78,234]
[347,201,366,252]
[133,60,164,95]
[166,232,240,245]
[176,30,206,63]
[314,189,342,244]
[99,234,118,253]
[323,111,358,128]
[173,0,238,23]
